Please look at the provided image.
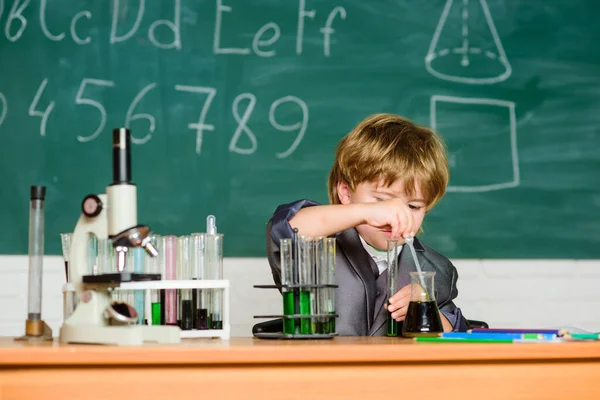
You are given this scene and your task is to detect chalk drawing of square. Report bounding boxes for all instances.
[430,95,519,192]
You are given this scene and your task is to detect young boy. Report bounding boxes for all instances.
[265,113,468,335]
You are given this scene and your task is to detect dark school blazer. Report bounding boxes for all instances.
[266,199,469,336]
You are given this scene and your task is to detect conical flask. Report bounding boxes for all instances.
[425,0,511,84]
[401,272,444,337]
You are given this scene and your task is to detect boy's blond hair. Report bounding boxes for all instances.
[327,113,449,210]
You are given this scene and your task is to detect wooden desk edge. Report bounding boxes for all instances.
[2,337,600,366]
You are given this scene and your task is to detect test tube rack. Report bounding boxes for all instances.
[252,283,339,340]
[252,233,338,339]
[112,279,231,340]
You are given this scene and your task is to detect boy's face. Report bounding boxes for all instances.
[338,178,427,250]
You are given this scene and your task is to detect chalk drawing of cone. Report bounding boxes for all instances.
[425,0,511,85]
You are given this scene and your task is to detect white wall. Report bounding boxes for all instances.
[1,255,599,337]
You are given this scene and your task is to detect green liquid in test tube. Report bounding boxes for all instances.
[387,240,399,337]
[282,292,296,333]
[151,302,161,325]
[299,291,311,333]
[280,239,296,335]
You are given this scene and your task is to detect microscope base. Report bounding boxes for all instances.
[59,324,181,346]
[59,289,181,346]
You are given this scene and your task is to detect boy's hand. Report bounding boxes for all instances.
[387,284,413,321]
[361,199,416,240]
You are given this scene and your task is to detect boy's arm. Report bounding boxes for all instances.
[438,266,470,332]
[289,197,416,239]
[289,203,366,237]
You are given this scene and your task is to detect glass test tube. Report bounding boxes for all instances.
[280,239,296,334]
[291,229,300,333]
[298,235,313,334]
[113,244,124,304]
[144,234,157,325]
[60,233,76,321]
[165,235,177,326]
[325,237,337,333]
[88,234,98,275]
[60,233,71,282]
[132,247,145,324]
[178,236,194,330]
[386,240,400,337]
[175,237,182,327]
[97,238,114,275]
[313,237,325,334]
[191,233,208,330]
[151,235,165,325]
[316,237,335,334]
[27,186,46,324]
[206,231,223,329]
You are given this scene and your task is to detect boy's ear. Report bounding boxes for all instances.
[337,181,352,205]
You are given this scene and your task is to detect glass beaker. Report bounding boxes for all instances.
[401,271,443,338]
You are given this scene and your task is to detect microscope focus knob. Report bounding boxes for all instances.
[81,194,103,218]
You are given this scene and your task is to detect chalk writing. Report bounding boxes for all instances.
[126,83,158,145]
[270,96,309,159]
[75,79,116,143]
[28,79,54,137]
[0,92,6,129]
[0,0,348,158]
[229,93,257,155]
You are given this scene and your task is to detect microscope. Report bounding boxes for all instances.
[59,128,181,345]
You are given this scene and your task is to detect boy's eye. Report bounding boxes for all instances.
[374,197,385,202]
[408,204,422,210]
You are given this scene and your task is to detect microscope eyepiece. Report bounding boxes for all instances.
[112,128,132,184]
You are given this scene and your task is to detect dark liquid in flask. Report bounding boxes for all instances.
[402,301,443,337]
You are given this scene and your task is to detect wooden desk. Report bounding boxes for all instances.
[1,337,599,399]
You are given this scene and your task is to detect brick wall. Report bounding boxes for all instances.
[1,255,598,336]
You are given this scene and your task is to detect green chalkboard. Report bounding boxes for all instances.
[1,0,599,259]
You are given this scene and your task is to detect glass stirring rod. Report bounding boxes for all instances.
[404,237,428,297]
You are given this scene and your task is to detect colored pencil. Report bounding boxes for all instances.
[416,337,513,343]
[442,332,556,340]
[566,333,600,340]
[468,328,565,335]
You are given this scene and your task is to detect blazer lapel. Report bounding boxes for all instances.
[369,237,428,336]
[336,228,378,331]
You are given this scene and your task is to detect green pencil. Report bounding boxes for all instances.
[566,333,600,340]
[416,337,513,343]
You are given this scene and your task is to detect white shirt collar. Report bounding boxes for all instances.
[358,235,403,274]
